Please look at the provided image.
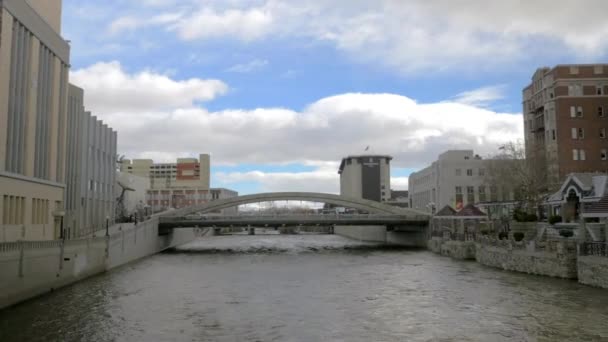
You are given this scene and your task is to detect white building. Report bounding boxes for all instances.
[338,155,392,202]
[409,150,513,214]
[115,172,150,219]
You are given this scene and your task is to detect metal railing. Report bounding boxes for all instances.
[579,242,608,257]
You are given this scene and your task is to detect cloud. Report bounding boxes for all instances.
[69,61,228,113]
[105,0,608,72]
[452,85,506,107]
[170,7,273,41]
[225,59,269,73]
[71,63,522,170]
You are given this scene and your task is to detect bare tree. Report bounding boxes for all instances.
[484,141,547,213]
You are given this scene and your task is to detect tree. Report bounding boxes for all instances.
[484,141,547,214]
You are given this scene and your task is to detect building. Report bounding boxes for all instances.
[338,155,392,202]
[544,172,608,222]
[409,150,514,214]
[523,64,608,191]
[386,190,409,208]
[0,0,70,241]
[64,85,117,239]
[120,154,211,190]
[115,172,150,220]
[146,188,238,215]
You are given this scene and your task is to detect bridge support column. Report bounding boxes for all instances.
[248,225,255,235]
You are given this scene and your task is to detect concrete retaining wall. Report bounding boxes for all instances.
[427,238,443,253]
[334,225,386,242]
[0,218,196,309]
[441,241,476,260]
[578,256,608,288]
[475,243,578,279]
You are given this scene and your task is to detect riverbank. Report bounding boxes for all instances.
[2,234,608,342]
[0,217,198,309]
[427,236,608,288]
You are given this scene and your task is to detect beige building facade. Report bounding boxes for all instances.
[0,0,70,241]
[120,154,211,190]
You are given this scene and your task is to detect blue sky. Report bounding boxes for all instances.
[62,0,608,194]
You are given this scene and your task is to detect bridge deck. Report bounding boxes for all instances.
[159,214,429,229]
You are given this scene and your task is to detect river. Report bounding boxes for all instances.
[1,234,608,342]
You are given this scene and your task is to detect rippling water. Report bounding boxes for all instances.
[1,235,608,342]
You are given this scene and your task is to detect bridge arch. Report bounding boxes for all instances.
[173,192,429,217]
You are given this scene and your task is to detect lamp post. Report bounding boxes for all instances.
[105,216,110,237]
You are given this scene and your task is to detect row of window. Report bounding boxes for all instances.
[455,186,511,203]
[455,168,485,177]
[572,149,608,161]
[2,196,50,225]
[570,127,608,139]
[569,106,606,118]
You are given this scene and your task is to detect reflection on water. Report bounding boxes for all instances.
[1,235,608,342]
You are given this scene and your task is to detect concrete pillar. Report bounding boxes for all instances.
[0,10,14,171]
[24,37,40,178]
[48,58,61,182]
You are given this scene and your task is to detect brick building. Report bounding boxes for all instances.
[523,64,608,191]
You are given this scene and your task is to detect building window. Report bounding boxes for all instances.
[466,169,473,176]
[579,128,585,139]
[478,186,486,202]
[467,186,475,203]
[598,86,604,95]
[455,187,463,207]
[577,106,583,117]
[455,169,462,176]
[570,66,579,74]
[599,107,605,118]
[601,128,606,139]
[573,149,579,161]
[571,128,577,139]
[602,149,607,161]
[552,130,556,140]
[595,65,604,74]
[464,156,470,160]
[570,106,576,118]
[581,149,586,160]
[479,168,485,176]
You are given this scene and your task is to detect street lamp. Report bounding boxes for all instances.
[105,216,110,237]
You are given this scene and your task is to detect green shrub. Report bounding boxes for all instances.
[559,230,574,238]
[513,232,525,241]
[548,215,562,225]
[498,232,508,240]
[525,214,538,222]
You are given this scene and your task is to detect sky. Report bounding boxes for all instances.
[62,0,608,195]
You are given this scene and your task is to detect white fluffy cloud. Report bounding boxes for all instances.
[69,61,228,113]
[72,62,522,170]
[105,0,608,72]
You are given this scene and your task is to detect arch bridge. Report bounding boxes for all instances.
[159,192,430,231]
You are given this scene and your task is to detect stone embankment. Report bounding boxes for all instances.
[427,236,608,287]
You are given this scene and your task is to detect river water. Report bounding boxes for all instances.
[1,234,608,342]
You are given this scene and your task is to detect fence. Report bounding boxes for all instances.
[579,242,608,257]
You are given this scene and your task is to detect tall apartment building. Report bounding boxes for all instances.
[120,154,211,190]
[64,85,117,239]
[0,0,70,241]
[409,150,513,214]
[338,155,392,202]
[146,188,238,214]
[524,64,608,191]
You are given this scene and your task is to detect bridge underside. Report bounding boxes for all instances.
[165,192,430,217]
